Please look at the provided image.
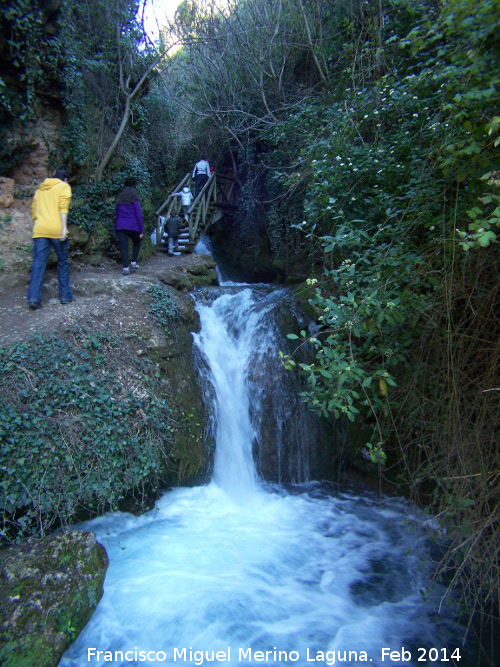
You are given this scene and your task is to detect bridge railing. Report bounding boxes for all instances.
[214,174,239,207]
[190,173,217,241]
[155,173,191,248]
[155,172,238,250]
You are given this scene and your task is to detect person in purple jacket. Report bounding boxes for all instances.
[115,186,144,275]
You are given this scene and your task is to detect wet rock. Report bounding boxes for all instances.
[158,268,193,292]
[0,530,108,667]
[186,256,217,277]
[250,296,343,483]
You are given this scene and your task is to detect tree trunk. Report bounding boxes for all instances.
[95,96,131,182]
[297,0,327,84]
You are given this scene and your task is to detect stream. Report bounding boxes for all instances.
[59,269,470,666]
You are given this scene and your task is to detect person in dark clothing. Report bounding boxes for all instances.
[165,215,182,256]
[115,187,144,275]
[192,156,211,199]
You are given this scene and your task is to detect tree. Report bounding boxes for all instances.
[168,0,347,149]
[94,1,178,181]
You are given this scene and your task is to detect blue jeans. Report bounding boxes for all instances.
[28,237,74,305]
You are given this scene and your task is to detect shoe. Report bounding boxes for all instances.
[130,262,139,271]
[123,267,130,275]
[60,296,76,304]
[29,302,42,310]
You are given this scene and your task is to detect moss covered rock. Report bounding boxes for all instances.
[147,284,212,485]
[0,530,108,667]
[157,256,218,293]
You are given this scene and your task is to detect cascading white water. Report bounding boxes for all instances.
[59,287,469,667]
[193,289,270,497]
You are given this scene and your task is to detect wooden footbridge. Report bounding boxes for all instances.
[155,173,238,253]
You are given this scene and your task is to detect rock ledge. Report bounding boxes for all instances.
[0,530,108,667]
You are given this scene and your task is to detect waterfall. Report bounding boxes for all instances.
[193,289,264,497]
[194,285,339,486]
[59,285,471,667]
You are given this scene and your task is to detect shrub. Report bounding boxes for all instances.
[0,328,175,543]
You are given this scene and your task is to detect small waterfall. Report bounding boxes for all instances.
[195,235,227,284]
[59,282,471,667]
[193,289,265,497]
[194,285,339,486]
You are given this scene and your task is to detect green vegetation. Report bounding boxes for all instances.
[0,0,166,233]
[269,0,499,628]
[161,0,499,630]
[1,0,498,633]
[148,284,182,333]
[0,328,175,544]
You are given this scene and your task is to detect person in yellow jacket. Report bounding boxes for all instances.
[28,168,75,309]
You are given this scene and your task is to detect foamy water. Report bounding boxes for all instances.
[60,288,465,666]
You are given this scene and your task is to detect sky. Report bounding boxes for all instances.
[141,0,229,45]
[142,0,181,41]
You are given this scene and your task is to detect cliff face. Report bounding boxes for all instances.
[8,113,63,187]
[0,111,64,276]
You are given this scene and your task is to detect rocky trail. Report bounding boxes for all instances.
[0,251,218,349]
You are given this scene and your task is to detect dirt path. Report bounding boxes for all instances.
[0,252,207,349]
